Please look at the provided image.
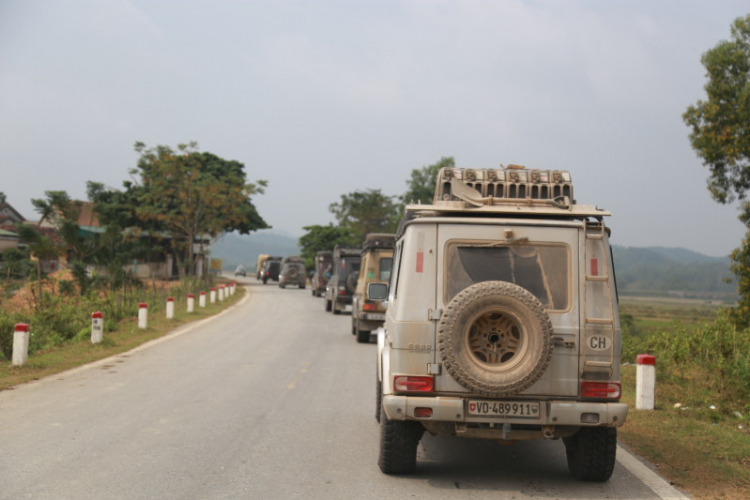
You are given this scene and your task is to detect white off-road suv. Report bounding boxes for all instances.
[374,166,627,482]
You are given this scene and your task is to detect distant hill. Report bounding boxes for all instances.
[612,245,735,300]
[210,230,301,272]
[209,233,737,299]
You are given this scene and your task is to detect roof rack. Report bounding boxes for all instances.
[434,166,573,208]
[362,233,396,252]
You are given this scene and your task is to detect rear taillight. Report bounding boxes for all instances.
[393,375,434,393]
[581,381,621,400]
[363,303,377,311]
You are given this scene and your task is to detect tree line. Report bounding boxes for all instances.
[297,157,454,267]
[2,142,268,304]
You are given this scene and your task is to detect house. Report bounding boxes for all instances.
[0,200,25,232]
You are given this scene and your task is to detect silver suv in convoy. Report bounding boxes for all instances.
[375,166,627,482]
[324,246,361,315]
[279,256,307,289]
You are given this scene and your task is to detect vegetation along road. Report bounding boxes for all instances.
[0,279,686,500]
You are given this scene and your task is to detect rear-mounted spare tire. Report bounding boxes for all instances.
[437,281,553,397]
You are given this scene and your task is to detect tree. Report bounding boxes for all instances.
[684,15,750,326]
[298,224,360,268]
[401,156,455,206]
[112,142,269,277]
[329,189,400,240]
[15,223,59,307]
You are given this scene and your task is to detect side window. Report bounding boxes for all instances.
[389,242,403,302]
[379,257,393,281]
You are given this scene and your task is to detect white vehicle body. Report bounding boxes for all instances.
[376,167,627,481]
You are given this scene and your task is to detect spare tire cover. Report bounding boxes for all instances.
[437,281,554,397]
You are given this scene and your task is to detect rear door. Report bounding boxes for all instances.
[434,220,580,397]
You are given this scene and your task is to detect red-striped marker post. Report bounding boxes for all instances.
[91,311,104,344]
[138,303,148,329]
[218,285,225,302]
[166,297,175,319]
[12,323,30,366]
[199,291,206,308]
[636,354,656,410]
[210,287,216,304]
[187,293,195,313]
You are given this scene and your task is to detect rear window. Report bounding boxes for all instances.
[379,258,393,281]
[338,257,361,283]
[445,242,570,311]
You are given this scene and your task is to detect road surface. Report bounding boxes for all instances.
[0,279,687,500]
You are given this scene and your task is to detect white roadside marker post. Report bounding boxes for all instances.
[138,302,148,329]
[218,285,224,302]
[91,311,104,344]
[199,291,206,308]
[187,293,195,313]
[210,287,216,304]
[166,297,174,319]
[636,354,656,410]
[12,323,30,366]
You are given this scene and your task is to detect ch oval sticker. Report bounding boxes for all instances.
[587,335,610,351]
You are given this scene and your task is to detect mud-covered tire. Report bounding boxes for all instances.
[325,299,332,312]
[378,407,423,474]
[262,278,268,285]
[437,281,553,397]
[563,427,618,482]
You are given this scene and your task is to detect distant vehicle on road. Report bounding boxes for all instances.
[279,256,307,289]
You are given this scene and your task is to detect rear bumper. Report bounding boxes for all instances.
[382,395,628,428]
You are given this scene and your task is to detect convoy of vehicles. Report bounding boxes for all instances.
[250,164,624,482]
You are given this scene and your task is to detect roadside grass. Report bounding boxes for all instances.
[0,286,245,391]
[619,297,750,500]
[620,366,750,500]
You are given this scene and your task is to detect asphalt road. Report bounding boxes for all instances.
[0,279,686,500]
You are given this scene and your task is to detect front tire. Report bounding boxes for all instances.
[378,407,423,474]
[325,299,332,312]
[563,427,618,482]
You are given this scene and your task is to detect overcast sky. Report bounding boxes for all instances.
[1,0,748,257]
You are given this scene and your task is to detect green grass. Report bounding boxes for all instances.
[0,286,245,391]
[620,365,750,499]
[619,296,750,499]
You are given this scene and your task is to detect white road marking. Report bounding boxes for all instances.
[617,445,690,500]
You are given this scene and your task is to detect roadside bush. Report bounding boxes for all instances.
[622,311,750,409]
[0,277,214,361]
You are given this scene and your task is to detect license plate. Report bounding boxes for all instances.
[467,400,540,418]
[365,313,385,321]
